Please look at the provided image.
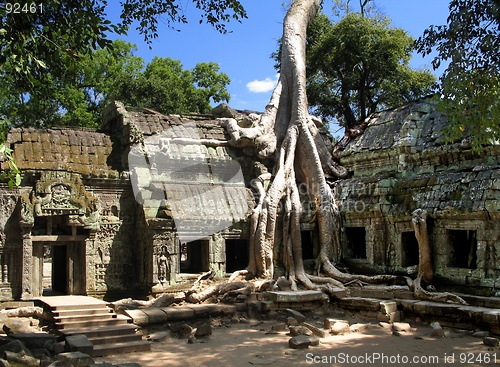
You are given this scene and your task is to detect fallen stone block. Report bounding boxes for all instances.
[161,307,195,321]
[147,332,169,342]
[392,322,412,333]
[267,291,328,303]
[472,331,489,338]
[349,323,369,333]
[65,335,93,356]
[4,350,39,367]
[303,322,329,338]
[122,309,149,326]
[483,337,500,347]
[0,339,33,357]
[194,323,212,337]
[287,317,299,326]
[271,323,287,331]
[56,351,94,367]
[288,326,312,337]
[286,309,306,323]
[331,321,350,335]
[141,308,168,324]
[389,311,403,323]
[430,322,445,338]
[380,301,397,315]
[204,304,236,317]
[288,335,319,349]
[10,333,57,353]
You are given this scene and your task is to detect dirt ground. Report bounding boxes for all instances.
[94,311,500,367]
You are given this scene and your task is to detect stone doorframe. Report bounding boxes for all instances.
[19,171,100,300]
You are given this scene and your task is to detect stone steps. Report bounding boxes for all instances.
[36,296,151,357]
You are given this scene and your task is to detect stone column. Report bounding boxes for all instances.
[85,232,96,295]
[20,224,33,300]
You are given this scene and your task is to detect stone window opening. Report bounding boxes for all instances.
[225,239,249,273]
[449,230,478,269]
[344,227,367,259]
[179,240,209,273]
[401,232,419,267]
[301,231,315,260]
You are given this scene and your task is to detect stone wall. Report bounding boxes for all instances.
[337,98,500,295]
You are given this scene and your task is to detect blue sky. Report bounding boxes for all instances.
[107,0,451,113]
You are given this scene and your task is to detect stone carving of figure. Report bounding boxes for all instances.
[158,246,170,284]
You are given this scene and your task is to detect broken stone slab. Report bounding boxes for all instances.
[349,323,369,333]
[186,304,210,318]
[147,331,169,342]
[122,309,148,326]
[483,337,500,347]
[472,331,490,338]
[56,352,94,367]
[331,321,350,335]
[286,317,299,326]
[161,307,194,321]
[0,339,33,357]
[10,333,57,353]
[392,322,412,333]
[303,323,329,338]
[430,322,445,338]
[65,335,93,356]
[288,326,312,337]
[4,350,39,367]
[288,335,319,349]
[204,304,236,317]
[271,323,287,331]
[266,291,328,303]
[194,323,212,337]
[141,307,168,324]
[285,309,306,324]
[379,301,397,315]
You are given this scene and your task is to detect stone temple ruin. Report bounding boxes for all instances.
[0,97,499,302]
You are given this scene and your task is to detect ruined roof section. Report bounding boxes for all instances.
[338,98,500,178]
[4,127,120,178]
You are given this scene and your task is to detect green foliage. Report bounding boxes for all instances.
[306,12,436,130]
[416,0,500,151]
[0,143,21,188]
[1,0,243,128]
[115,57,231,115]
[120,0,247,43]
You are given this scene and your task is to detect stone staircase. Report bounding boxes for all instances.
[37,296,151,357]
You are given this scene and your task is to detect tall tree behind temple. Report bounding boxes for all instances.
[305,12,436,131]
[114,57,231,115]
[416,0,500,151]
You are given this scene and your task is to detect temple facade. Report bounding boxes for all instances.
[337,98,500,296]
[0,98,499,301]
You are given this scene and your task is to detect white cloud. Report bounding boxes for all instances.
[246,74,279,93]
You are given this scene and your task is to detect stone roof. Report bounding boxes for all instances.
[4,127,120,178]
[338,98,500,178]
[336,98,500,218]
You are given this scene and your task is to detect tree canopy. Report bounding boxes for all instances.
[114,56,230,115]
[305,11,436,131]
[0,0,244,134]
[416,0,500,151]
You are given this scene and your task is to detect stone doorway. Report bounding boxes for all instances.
[32,240,87,297]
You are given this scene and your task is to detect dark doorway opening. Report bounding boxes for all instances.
[42,244,68,296]
[344,227,367,259]
[449,230,477,269]
[401,232,419,267]
[301,231,315,260]
[225,239,249,273]
[180,240,209,273]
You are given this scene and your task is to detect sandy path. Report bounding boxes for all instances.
[94,317,499,367]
